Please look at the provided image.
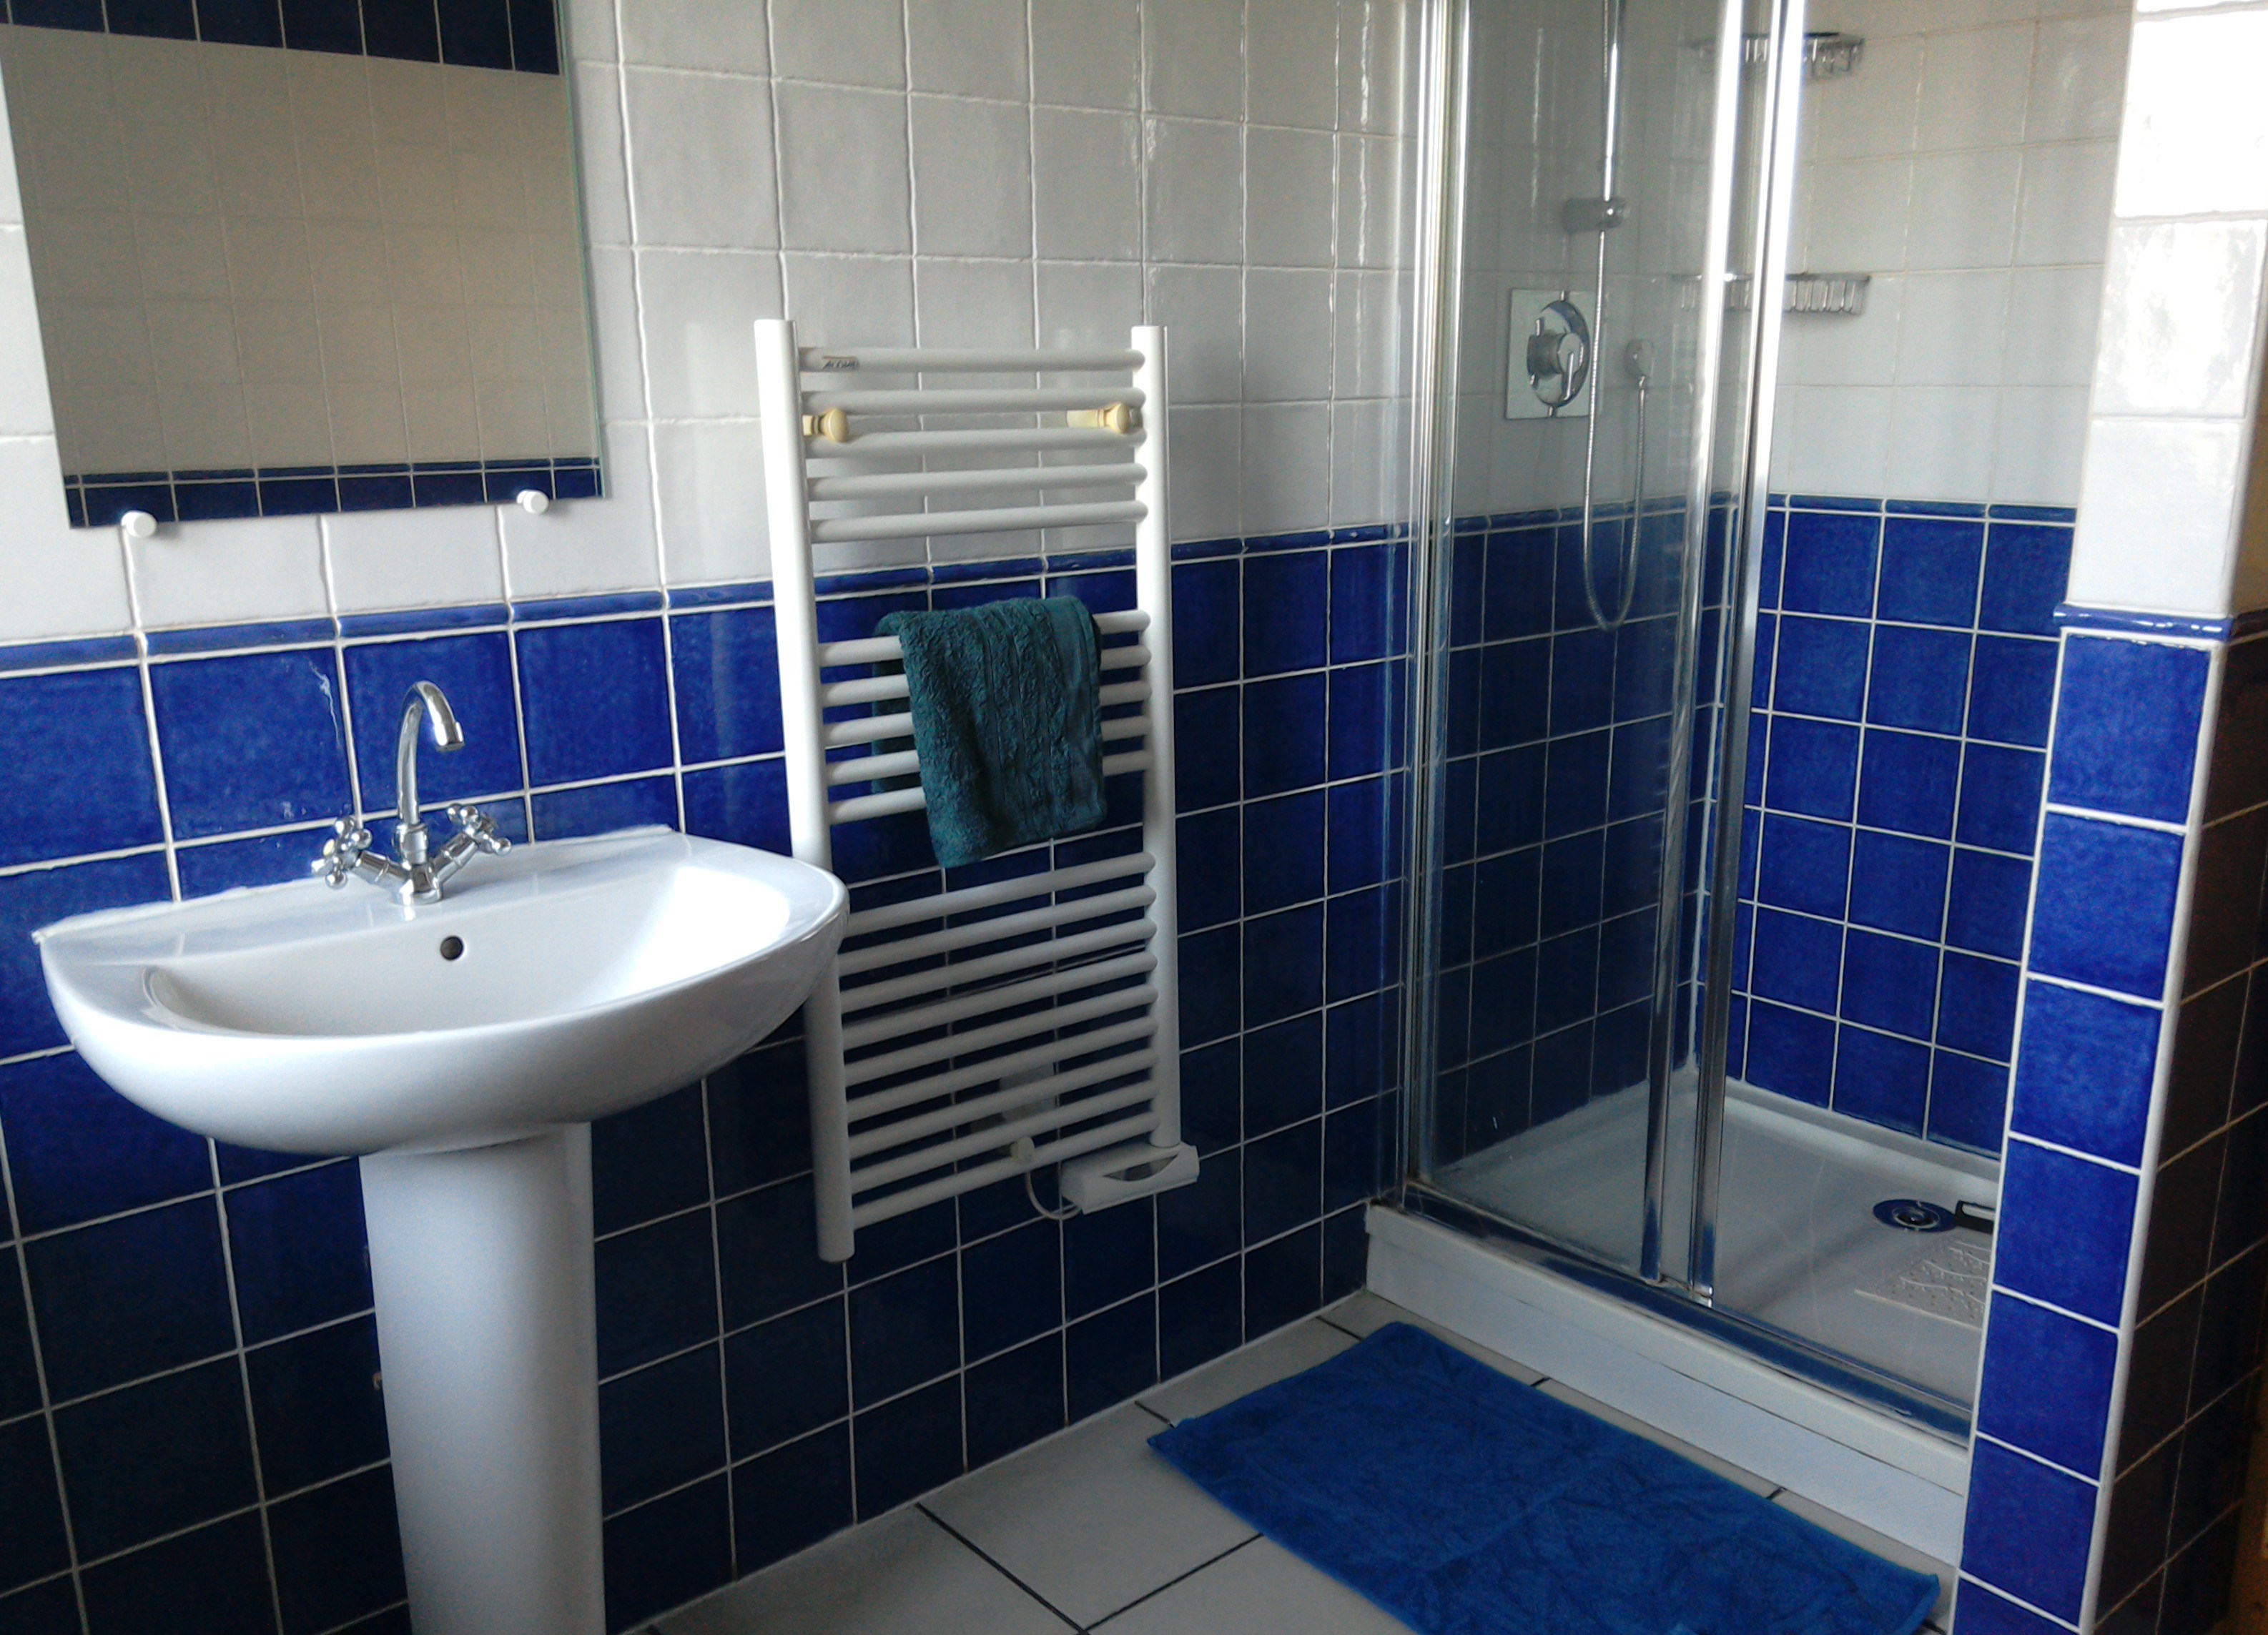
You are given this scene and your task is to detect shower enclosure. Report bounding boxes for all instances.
[1398,0,2019,1437]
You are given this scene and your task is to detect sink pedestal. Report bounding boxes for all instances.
[361,1126,606,1635]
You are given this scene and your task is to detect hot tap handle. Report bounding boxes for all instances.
[446,804,511,854]
[312,818,373,886]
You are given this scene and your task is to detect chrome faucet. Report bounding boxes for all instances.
[315,681,511,903]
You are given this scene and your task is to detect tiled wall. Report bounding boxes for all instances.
[1772,0,2127,508]
[0,0,1416,645]
[1951,621,2267,1635]
[1729,496,2074,1157]
[1426,503,1686,1160]
[0,527,1406,1634]
[0,26,597,493]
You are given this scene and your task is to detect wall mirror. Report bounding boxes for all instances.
[0,0,601,527]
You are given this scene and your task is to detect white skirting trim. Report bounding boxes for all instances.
[1364,1205,1969,1564]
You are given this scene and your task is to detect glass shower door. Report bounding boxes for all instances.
[1411,0,1797,1282]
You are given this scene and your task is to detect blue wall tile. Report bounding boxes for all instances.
[1838,929,1934,1037]
[151,651,350,837]
[227,1162,373,1345]
[54,1358,257,1558]
[1243,550,1327,676]
[1833,1027,1928,1134]
[602,1474,732,1631]
[267,1466,405,1634]
[1963,1438,2099,1623]
[0,1416,67,1596]
[1956,746,2045,854]
[1780,510,1879,616]
[0,1052,210,1233]
[671,607,784,764]
[1968,637,2056,749]
[1976,1295,2116,1475]
[1172,559,1239,686]
[1771,616,1868,719]
[1866,625,1971,735]
[1996,1140,2136,1325]
[1846,831,1947,941]
[345,632,524,813]
[733,1426,851,1574]
[1946,850,2031,961]
[79,1511,275,1635]
[2010,981,2160,1166]
[26,1198,233,1399]
[1766,717,1860,820]
[2029,813,2184,999]
[1928,1052,2007,1152]
[0,669,163,866]
[531,775,677,840]
[1857,729,1960,839]
[245,1317,389,1496]
[1937,951,2018,1062]
[1978,523,2072,637]
[1877,517,1983,627]
[517,618,674,786]
[2049,637,2209,824]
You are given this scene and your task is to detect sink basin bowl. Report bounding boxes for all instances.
[37,826,847,1156]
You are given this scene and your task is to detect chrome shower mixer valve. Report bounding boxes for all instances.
[313,681,511,904]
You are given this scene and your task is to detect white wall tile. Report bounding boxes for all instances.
[623,69,776,250]
[776,82,910,255]
[1145,0,1244,121]
[769,0,907,90]
[1769,384,1891,497]
[2003,265,2103,387]
[1803,34,1921,160]
[1885,385,1999,498]
[0,438,130,640]
[322,504,506,614]
[636,248,784,419]
[1333,267,1401,399]
[1797,157,1913,272]
[653,418,767,586]
[909,0,1030,99]
[1336,131,1404,270]
[1145,264,1241,404]
[2014,140,2114,266]
[1991,385,2089,504]
[0,227,54,436]
[1037,260,1141,348]
[500,421,660,598]
[1248,128,1334,267]
[1032,108,1140,261]
[560,0,616,63]
[129,514,329,629]
[1249,0,1339,130]
[1241,402,1329,533]
[1030,0,1140,109]
[2069,416,2245,615]
[1914,25,2033,152]
[915,259,1036,345]
[584,244,646,420]
[911,97,1033,258]
[1783,280,1904,387]
[2026,12,2130,143]
[1904,150,2021,270]
[1145,117,1243,265]
[1244,267,1331,402]
[620,0,768,74]
[1895,272,2011,386]
[2115,10,2268,219]
[1337,0,1410,137]
[2093,219,2265,420]
[780,253,917,346]
[1331,397,1394,526]
[1170,402,1241,538]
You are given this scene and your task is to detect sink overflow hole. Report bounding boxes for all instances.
[439,937,465,962]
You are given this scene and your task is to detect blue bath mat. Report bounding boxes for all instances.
[1150,1323,1938,1635]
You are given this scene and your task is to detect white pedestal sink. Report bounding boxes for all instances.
[36,829,847,1635]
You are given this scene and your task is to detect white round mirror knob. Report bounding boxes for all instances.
[119,510,157,540]
[515,489,551,515]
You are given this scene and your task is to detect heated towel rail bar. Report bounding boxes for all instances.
[754,320,1197,1262]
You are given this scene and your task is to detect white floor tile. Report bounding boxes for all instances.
[921,1401,1257,1626]
[1095,1536,1413,1634]
[1533,1379,1778,1497]
[652,1508,1068,1635]
[1322,1292,1547,1385]
[1774,1488,1956,1624]
[1140,1318,1355,1424]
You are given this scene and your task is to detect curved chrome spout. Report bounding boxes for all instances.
[396,681,463,868]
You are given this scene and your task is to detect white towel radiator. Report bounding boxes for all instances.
[754,321,1198,1262]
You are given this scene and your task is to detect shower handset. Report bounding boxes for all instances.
[1577,337,1655,633]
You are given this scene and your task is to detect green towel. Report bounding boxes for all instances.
[876,597,1108,868]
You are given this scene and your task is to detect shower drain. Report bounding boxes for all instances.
[1873,1197,1954,1232]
